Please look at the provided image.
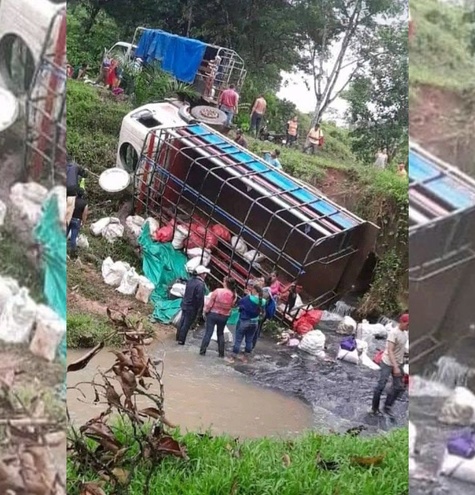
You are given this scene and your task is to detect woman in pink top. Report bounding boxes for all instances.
[200,277,237,357]
[268,271,283,299]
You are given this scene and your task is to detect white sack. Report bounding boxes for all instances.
[172,310,183,327]
[172,225,189,250]
[30,305,66,362]
[102,218,124,243]
[439,387,475,426]
[298,330,326,356]
[337,347,360,365]
[360,352,380,370]
[243,250,265,263]
[0,288,37,344]
[125,215,145,238]
[211,325,233,344]
[116,267,140,295]
[231,236,247,255]
[144,217,160,236]
[440,450,475,484]
[186,256,202,274]
[337,315,357,335]
[91,217,111,236]
[357,320,387,343]
[135,276,155,304]
[0,277,20,314]
[48,186,67,228]
[0,199,6,226]
[186,247,211,259]
[77,234,89,249]
[409,422,417,457]
[9,182,48,227]
[170,283,186,298]
[102,257,130,287]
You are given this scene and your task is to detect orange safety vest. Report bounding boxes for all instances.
[287,120,298,136]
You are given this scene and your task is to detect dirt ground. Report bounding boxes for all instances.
[410,85,475,175]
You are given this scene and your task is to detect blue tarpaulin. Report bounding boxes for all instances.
[135,29,207,84]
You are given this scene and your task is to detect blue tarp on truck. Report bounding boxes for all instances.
[135,29,207,83]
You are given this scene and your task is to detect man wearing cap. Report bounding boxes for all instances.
[371,313,409,418]
[176,265,209,345]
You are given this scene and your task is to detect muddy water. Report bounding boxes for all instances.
[67,337,314,439]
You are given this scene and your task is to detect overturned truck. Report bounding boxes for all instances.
[409,143,475,373]
[119,114,380,321]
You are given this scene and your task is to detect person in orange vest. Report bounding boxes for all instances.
[286,116,299,147]
[303,124,324,154]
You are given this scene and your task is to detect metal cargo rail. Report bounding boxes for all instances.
[133,123,379,322]
[409,143,475,372]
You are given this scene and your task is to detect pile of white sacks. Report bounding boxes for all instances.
[0,277,65,362]
[101,257,155,304]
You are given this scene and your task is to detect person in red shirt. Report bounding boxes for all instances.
[218,84,239,128]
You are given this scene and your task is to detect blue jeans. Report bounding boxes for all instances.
[252,317,266,350]
[250,112,263,135]
[67,217,81,250]
[233,319,257,355]
[220,105,234,127]
[372,362,404,412]
[200,312,228,357]
[176,308,198,344]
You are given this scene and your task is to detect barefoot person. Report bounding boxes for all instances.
[371,313,409,418]
[200,277,238,357]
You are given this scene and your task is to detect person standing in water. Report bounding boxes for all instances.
[200,277,238,357]
[371,313,409,418]
[176,266,209,345]
[227,285,266,363]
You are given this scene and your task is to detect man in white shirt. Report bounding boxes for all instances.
[371,313,409,418]
[303,124,324,154]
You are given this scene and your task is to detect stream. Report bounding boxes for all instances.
[68,305,408,439]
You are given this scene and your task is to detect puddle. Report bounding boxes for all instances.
[67,337,314,439]
[410,356,475,494]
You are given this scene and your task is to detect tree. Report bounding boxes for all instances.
[343,22,408,163]
[296,0,406,126]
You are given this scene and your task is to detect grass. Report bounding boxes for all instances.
[0,228,44,302]
[67,424,409,495]
[67,311,118,348]
[410,0,475,91]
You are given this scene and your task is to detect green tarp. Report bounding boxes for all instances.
[34,195,67,361]
[138,222,240,326]
[139,222,189,323]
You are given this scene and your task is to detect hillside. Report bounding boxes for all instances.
[67,81,407,315]
[410,0,475,175]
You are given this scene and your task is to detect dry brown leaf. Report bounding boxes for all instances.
[282,453,291,468]
[105,383,121,409]
[138,407,162,419]
[112,467,130,484]
[230,480,238,495]
[67,343,104,372]
[153,435,188,459]
[0,369,15,391]
[80,482,107,495]
[350,455,385,467]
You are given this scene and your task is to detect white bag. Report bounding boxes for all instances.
[144,217,160,236]
[48,186,67,228]
[211,325,233,344]
[298,330,326,356]
[357,320,387,343]
[439,387,475,426]
[231,236,247,255]
[30,305,66,362]
[186,247,210,259]
[102,258,130,287]
[77,234,89,249]
[0,288,37,344]
[409,422,417,456]
[0,277,19,314]
[360,352,380,370]
[9,182,48,227]
[125,215,145,238]
[337,347,360,364]
[186,256,202,273]
[0,199,6,226]
[440,449,475,484]
[116,267,140,295]
[102,218,124,243]
[172,225,189,250]
[243,250,265,263]
[135,276,155,304]
[91,217,111,236]
[337,315,357,335]
[172,310,183,327]
[170,283,186,298]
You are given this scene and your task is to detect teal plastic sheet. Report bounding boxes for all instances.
[34,195,67,361]
[139,222,189,323]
